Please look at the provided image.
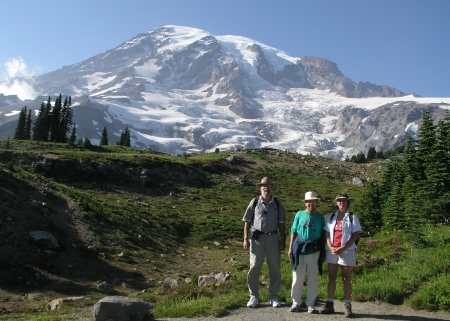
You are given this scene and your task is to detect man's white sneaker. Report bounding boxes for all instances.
[271,299,281,308]
[290,303,301,312]
[246,297,258,308]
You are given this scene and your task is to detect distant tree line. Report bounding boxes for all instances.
[14,95,75,143]
[346,145,406,164]
[14,96,132,147]
[355,109,450,243]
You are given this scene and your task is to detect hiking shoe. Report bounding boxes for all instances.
[271,299,281,308]
[320,301,335,314]
[246,297,258,308]
[344,303,353,318]
[289,303,301,312]
[307,306,318,314]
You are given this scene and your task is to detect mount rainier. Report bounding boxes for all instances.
[1,25,450,158]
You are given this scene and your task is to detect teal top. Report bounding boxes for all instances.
[290,210,325,242]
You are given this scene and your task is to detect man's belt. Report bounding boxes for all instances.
[259,230,277,235]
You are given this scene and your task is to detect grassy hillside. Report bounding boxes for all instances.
[0,140,448,320]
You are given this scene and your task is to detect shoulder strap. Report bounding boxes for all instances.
[274,197,280,209]
[274,197,280,222]
[330,212,353,223]
[251,197,259,225]
[252,197,280,223]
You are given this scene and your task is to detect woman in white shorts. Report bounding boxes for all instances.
[320,193,362,318]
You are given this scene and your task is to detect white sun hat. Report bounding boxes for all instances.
[304,191,320,201]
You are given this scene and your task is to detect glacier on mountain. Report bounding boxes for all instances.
[1,25,450,158]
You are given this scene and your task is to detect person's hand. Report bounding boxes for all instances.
[332,246,345,255]
[243,239,249,250]
[279,241,285,251]
[288,248,292,257]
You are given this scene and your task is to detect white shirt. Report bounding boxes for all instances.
[324,211,362,250]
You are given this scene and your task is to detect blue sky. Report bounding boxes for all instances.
[1,0,449,98]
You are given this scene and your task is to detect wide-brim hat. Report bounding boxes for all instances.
[256,177,276,190]
[304,191,320,201]
[335,193,351,202]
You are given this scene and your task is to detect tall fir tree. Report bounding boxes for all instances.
[100,126,109,146]
[118,126,131,147]
[69,123,77,145]
[424,114,450,222]
[59,96,73,143]
[125,127,131,147]
[13,106,27,140]
[32,97,52,141]
[402,176,425,227]
[403,134,420,180]
[50,94,62,142]
[380,158,405,203]
[354,181,382,236]
[32,102,47,141]
[417,109,436,173]
[366,146,377,161]
[381,183,405,231]
[25,109,32,140]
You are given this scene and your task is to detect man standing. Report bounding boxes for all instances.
[242,177,286,308]
[288,191,325,314]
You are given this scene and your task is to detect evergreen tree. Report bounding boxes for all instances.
[402,176,429,246]
[25,109,32,140]
[402,176,424,227]
[50,94,62,142]
[100,126,109,146]
[59,96,73,143]
[417,109,436,170]
[118,130,125,146]
[32,97,52,141]
[403,135,420,180]
[424,114,450,222]
[69,124,77,145]
[83,137,92,148]
[382,183,405,230]
[367,146,377,161]
[354,181,382,236]
[376,150,384,159]
[32,102,47,141]
[380,158,405,202]
[125,127,131,147]
[13,106,27,140]
[118,126,131,147]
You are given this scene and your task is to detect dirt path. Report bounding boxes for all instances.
[163,301,450,321]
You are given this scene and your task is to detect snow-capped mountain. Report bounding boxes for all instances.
[1,25,450,158]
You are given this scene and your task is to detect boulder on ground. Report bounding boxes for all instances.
[92,296,153,321]
[198,272,231,286]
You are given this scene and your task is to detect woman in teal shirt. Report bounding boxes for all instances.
[288,191,325,314]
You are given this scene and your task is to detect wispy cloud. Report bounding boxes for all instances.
[0,57,39,100]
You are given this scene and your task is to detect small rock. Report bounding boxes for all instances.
[46,299,62,311]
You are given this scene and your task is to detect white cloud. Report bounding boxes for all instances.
[0,57,38,100]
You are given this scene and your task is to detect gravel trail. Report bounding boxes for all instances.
[162,300,450,321]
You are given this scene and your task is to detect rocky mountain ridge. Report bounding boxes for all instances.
[1,25,450,158]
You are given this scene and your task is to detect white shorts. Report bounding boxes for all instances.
[326,248,356,266]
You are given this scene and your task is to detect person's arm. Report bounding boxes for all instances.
[278,222,285,251]
[243,221,251,250]
[325,231,332,248]
[342,231,360,249]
